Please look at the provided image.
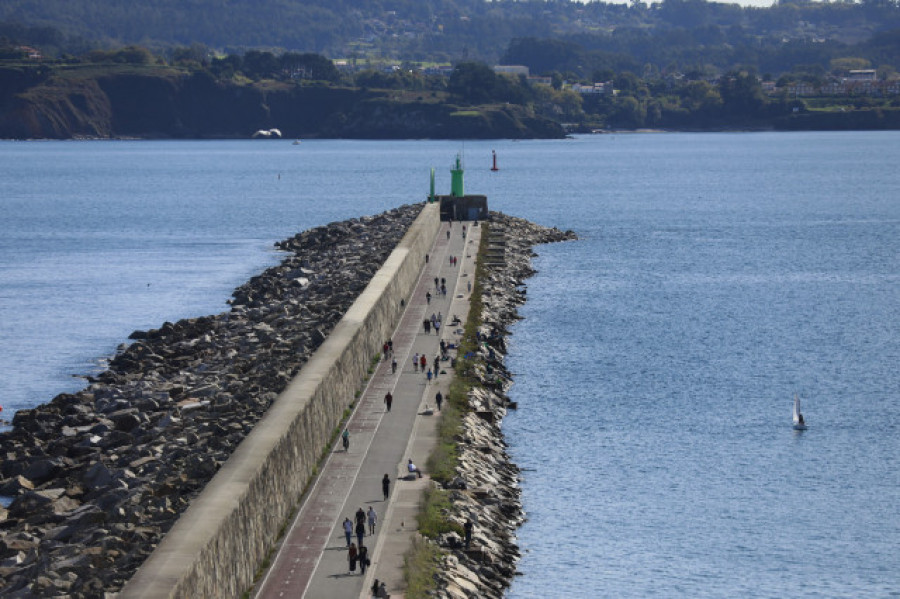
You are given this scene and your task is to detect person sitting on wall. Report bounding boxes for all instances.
[407,459,422,479]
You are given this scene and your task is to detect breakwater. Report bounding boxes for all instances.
[0,203,432,596]
[428,213,576,598]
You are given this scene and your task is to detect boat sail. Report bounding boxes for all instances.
[792,394,807,430]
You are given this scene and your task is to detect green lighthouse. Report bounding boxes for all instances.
[434,152,487,222]
[450,153,464,197]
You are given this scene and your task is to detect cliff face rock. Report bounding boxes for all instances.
[98,73,183,137]
[0,67,566,140]
[0,205,421,597]
[0,75,114,139]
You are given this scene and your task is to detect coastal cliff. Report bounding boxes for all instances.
[0,66,566,140]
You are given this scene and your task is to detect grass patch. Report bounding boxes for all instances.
[403,536,445,599]
[416,486,464,538]
[450,110,481,117]
[426,376,470,484]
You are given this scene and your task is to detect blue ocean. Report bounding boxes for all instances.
[1,134,897,597]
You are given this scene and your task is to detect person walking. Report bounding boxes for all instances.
[435,391,443,411]
[420,354,427,371]
[342,429,350,451]
[355,517,365,548]
[391,358,397,374]
[413,353,419,372]
[348,542,358,573]
[382,473,390,501]
[384,391,393,412]
[358,545,369,574]
[426,368,433,383]
[343,517,353,547]
[464,519,473,549]
[434,320,441,335]
[367,506,377,535]
[426,291,431,304]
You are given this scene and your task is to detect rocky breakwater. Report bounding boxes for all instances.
[431,213,576,598]
[0,204,421,597]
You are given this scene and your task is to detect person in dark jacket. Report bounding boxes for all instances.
[348,542,358,573]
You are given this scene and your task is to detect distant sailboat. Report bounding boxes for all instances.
[792,394,807,431]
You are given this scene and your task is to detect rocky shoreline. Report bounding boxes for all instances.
[0,204,421,597]
[429,213,576,598]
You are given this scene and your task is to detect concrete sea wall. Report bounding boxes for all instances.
[121,202,440,597]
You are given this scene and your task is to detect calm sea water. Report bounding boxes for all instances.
[1,134,898,596]
[501,132,900,598]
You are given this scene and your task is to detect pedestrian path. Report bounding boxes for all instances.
[254,219,481,599]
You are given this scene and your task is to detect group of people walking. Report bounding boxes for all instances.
[344,506,379,574]
[411,351,445,383]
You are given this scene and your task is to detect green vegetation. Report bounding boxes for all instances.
[3,1,900,137]
[3,0,900,73]
[403,536,444,599]
[416,486,464,538]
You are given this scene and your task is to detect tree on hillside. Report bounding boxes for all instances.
[172,44,210,67]
[501,37,583,75]
[718,68,767,117]
[281,52,340,82]
[679,80,723,112]
[87,45,155,64]
[210,54,242,80]
[448,61,499,104]
[242,50,279,79]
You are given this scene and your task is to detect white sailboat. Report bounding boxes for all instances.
[792,394,808,431]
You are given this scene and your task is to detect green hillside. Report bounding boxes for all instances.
[2,0,900,74]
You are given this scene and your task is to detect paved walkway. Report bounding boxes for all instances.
[254,218,482,599]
